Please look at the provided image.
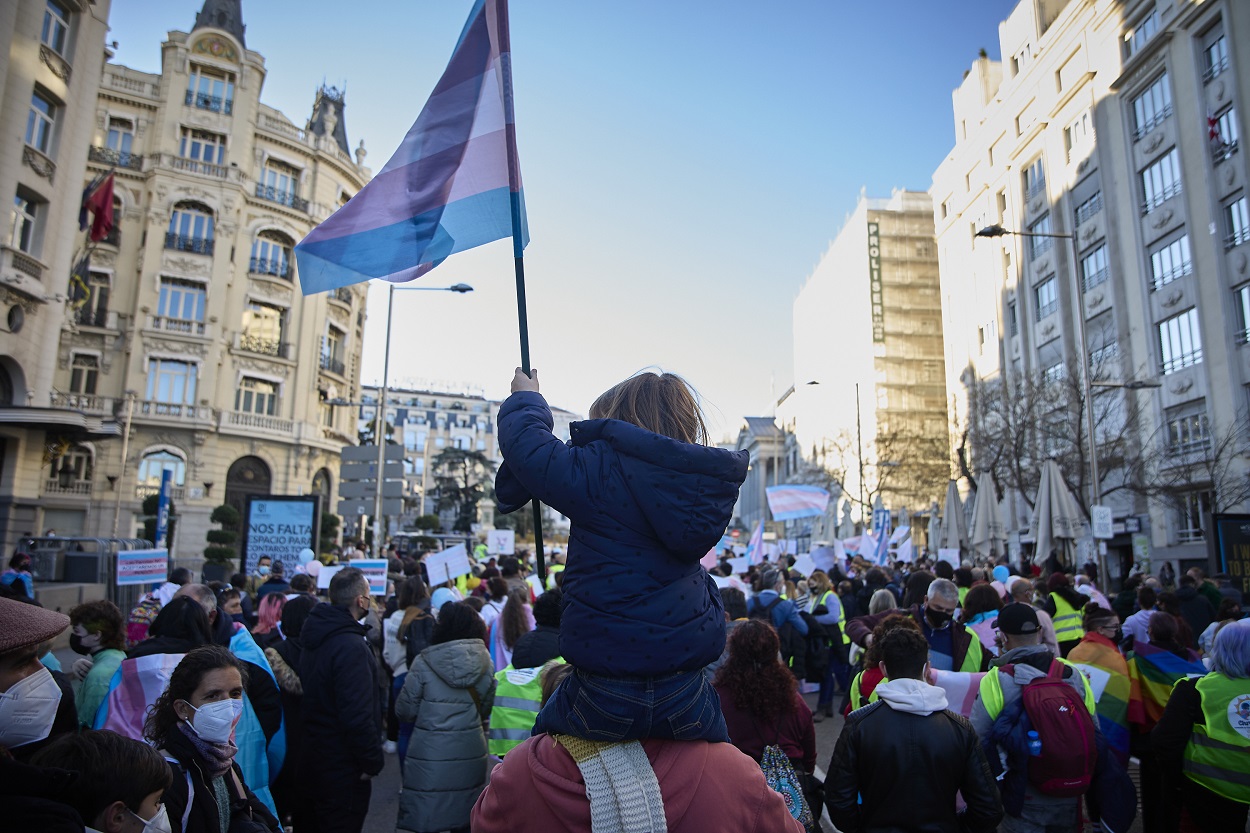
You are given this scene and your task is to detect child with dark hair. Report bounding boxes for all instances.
[67,600,126,728]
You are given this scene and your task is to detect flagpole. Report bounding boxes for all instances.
[494,0,545,582]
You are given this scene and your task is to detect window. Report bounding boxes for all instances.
[236,377,277,416]
[158,278,206,331]
[26,91,55,154]
[10,194,39,253]
[1124,8,1158,58]
[257,160,302,208]
[240,302,286,356]
[1211,107,1240,162]
[1042,362,1065,385]
[42,1,70,55]
[1023,158,1046,199]
[321,327,345,375]
[1237,284,1250,343]
[1028,213,1053,259]
[1141,149,1181,214]
[49,446,93,488]
[1012,44,1031,76]
[105,118,134,166]
[997,189,1008,222]
[77,271,109,327]
[69,354,98,395]
[1159,308,1202,374]
[1008,301,1019,337]
[1081,244,1109,292]
[1150,234,1193,290]
[1074,191,1103,226]
[1132,75,1172,139]
[1089,342,1119,374]
[1035,277,1057,320]
[1165,404,1211,456]
[179,128,226,167]
[1203,29,1228,82]
[1065,111,1093,162]
[249,231,293,278]
[166,202,214,254]
[1176,490,1213,543]
[185,65,235,114]
[145,359,197,406]
[137,450,186,488]
[1227,196,1249,249]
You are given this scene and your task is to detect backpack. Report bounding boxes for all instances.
[749,595,782,623]
[1015,659,1098,796]
[798,611,831,684]
[403,615,436,665]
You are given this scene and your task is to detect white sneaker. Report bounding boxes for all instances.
[383,740,397,754]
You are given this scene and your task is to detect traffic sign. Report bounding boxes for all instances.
[338,498,403,517]
[341,461,404,481]
[339,481,404,499]
[342,444,403,462]
[1091,505,1113,540]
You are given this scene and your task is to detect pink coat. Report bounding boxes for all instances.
[472,734,804,833]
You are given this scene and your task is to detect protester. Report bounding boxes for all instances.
[246,555,273,596]
[384,575,431,758]
[489,584,534,671]
[511,587,562,668]
[971,602,1097,833]
[847,577,990,673]
[1157,591,1198,651]
[1152,619,1250,833]
[263,594,317,828]
[228,572,256,626]
[960,583,1003,657]
[0,596,76,763]
[479,576,508,630]
[900,569,935,609]
[1213,572,1244,606]
[704,586,749,680]
[807,569,850,719]
[494,368,746,743]
[846,614,924,712]
[251,592,286,649]
[1,551,34,598]
[299,567,383,833]
[1122,585,1157,649]
[396,601,496,833]
[1200,597,1243,658]
[125,567,192,647]
[488,658,566,758]
[1067,602,1131,766]
[66,599,126,728]
[748,567,810,635]
[255,560,290,602]
[1175,574,1217,649]
[143,645,281,832]
[288,573,317,598]
[1040,573,1086,657]
[827,626,1003,833]
[1187,567,1225,613]
[1074,574,1113,610]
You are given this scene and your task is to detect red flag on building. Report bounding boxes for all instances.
[83,173,115,242]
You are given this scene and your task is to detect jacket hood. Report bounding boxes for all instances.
[422,639,492,689]
[300,603,366,651]
[569,418,747,557]
[874,677,949,715]
[994,644,1058,682]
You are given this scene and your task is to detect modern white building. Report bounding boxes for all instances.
[933,0,1249,579]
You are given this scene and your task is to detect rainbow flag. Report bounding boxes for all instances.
[1127,641,1206,731]
[1069,637,1132,764]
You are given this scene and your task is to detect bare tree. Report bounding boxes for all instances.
[815,426,949,519]
[1126,410,1250,518]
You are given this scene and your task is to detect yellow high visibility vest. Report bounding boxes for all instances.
[810,591,851,645]
[978,656,1096,721]
[1050,593,1084,643]
[1182,672,1250,804]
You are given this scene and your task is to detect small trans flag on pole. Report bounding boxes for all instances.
[765,484,831,521]
[745,520,766,566]
[295,0,528,294]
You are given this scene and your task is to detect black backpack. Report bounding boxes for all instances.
[403,615,436,665]
[749,595,782,623]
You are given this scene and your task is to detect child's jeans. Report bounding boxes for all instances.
[532,666,729,743]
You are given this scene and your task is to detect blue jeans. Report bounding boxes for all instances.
[391,673,414,773]
[532,666,729,743]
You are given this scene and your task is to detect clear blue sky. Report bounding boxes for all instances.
[107,0,1018,439]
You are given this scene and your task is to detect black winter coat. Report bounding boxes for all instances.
[0,750,83,832]
[298,604,384,782]
[826,699,1003,833]
[510,624,561,668]
[160,725,281,833]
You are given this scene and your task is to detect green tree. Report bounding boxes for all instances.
[431,447,497,533]
[320,512,340,554]
[204,504,240,568]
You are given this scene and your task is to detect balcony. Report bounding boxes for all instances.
[147,315,206,336]
[99,226,120,247]
[50,392,116,415]
[320,354,346,376]
[248,256,291,279]
[1133,106,1172,141]
[88,145,143,171]
[1227,227,1250,251]
[136,400,213,422]
[3,246,44,281]
[1161,349,1203,375]
[221,410,294,435]
[184,89,234,115]
[254,183,309,212]
[135,484,187,501]
[236,333,291,358]
[156,153,240,181]
[1142,181,1182,216]
[330,286,354,305]
[45,479,92,496]
[258,113,307,142]
[164,233,214,255]
[75,307,118,329]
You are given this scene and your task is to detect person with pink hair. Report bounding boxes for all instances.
[251,593,286,650]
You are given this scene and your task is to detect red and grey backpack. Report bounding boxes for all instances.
[1016,658,1098,796]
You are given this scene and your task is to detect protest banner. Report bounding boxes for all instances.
[810,546,837,574]
[425,544,472,584]
[726,556,750,575]
[487,529,515,556]
[352,558,389,595]
[116,549,168,586]
[792,553,817,577]
[316,565,344,590]
[243,496,319,574]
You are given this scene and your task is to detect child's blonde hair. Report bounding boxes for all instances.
[588,371,708,445]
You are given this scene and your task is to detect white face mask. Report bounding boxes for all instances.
[130,803,173,833]
[182,698,243,744]
[0,666,63,748]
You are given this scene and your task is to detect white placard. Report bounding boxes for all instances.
[425,544,472,584]
[938,548,961,570]
[487,529,516,555]
[810,546,837,574]
[1071,663,1111,703]
[792,553,817,577]
[726,556,750,575]
[316,565,344,590]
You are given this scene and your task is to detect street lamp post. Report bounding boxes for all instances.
[370,283,473,553]
[977,224,1103,575]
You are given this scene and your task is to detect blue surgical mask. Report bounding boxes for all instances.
[258,566,271,576]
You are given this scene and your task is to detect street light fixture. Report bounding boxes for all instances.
[371,282,475,552]
[976,223,1104,575]
[1091,379,1162,390]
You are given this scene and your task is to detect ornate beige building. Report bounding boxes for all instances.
[0,1,116,552]
[46,0,370,557]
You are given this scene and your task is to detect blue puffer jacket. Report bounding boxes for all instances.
[496,391,748,677]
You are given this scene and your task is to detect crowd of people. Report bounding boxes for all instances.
[0,367,1248,833]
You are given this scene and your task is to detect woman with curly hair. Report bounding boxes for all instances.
[489,585,534,671]
[712,619,816,773]
[143,645,281,833]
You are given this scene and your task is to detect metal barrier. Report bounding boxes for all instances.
[22,536,156,610]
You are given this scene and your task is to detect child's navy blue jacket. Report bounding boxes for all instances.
[495,390,748,678]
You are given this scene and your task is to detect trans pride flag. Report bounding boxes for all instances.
[295,0,527,294]
[765,485,831,521]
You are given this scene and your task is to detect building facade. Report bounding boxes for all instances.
[1,0,116,552]
[933,0,1249,577]
[47,1,370,556]
[782,190,949,528]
